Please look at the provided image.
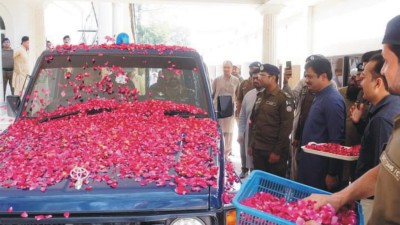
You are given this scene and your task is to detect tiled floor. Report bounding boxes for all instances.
[228,122,248,191]
[229,122,245,175]
[0,103,14,132]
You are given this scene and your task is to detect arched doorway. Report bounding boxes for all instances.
[0,16,5,41]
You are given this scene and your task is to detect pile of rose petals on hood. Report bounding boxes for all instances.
[241,192,357,225]
[0,99,220,194]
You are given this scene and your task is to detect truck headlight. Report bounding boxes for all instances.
[170,217,205,225]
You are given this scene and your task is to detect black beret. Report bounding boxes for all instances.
[249,61,261,68]
[260,64,280,76]
[305,54,325,63]
[383,15,400,45]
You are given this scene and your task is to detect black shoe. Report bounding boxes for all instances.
[239,171,248,179]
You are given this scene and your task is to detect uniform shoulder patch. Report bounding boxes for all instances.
[283,91,292,99]
[278,90,292,99]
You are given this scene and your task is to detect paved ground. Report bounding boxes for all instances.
[228,121,249,191]
[229,122,245,174]
[0,103,14,132]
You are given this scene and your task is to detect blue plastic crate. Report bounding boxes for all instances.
[232,170,364,225]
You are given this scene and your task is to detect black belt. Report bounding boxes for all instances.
[2,68,13,71]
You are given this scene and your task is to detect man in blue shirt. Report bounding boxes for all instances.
[350,53,400,222]
[352,53,400,180]
[297,56,345,191]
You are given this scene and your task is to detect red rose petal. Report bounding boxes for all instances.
[85,186,93,191]
[20,211,28,218]
[175,185,189,195]
[110,183,118,188]
[64,212,70,218]
[35,215,45,221]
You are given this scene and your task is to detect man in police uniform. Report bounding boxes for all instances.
[2,38,14,101]
[306,15,400,225]
[236,61,262,117]
[248,64,294,177]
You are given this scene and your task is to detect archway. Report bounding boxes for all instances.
[0,16,5,41]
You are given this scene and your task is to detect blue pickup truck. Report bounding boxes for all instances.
[2,44,237,225]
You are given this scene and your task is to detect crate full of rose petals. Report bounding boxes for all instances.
[232,170,363,225]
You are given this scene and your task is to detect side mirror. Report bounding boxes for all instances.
[217,95,233,118]
[6,95,21,117]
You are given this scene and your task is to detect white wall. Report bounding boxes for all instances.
[276,8,309,67]
[0,1,15,45]
[0,0,46,101]
[312,0,400,56]
[274,0,400,85]
[276,0,400,63]
[0,0,46,62]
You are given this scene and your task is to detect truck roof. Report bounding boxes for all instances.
[43,43,200,57]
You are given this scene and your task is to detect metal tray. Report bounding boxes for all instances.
[301,142,359,161]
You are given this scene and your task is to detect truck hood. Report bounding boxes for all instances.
[0,100,221,215]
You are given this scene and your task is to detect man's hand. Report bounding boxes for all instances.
[236,102,242,118]
[247,147,253,156]
[237,136,244,144]
[284,68,292,84]
[268,152,280,163]
[325,174,338,191]
[349,103,364,123]
[304,193,344,212]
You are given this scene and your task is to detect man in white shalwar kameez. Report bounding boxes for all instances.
[12,36,30,96]
[212,61,240,159]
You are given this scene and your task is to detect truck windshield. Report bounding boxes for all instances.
[23,54,210,117]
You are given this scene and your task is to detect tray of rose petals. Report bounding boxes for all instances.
[232,170,363,225]
[301,142,361,161]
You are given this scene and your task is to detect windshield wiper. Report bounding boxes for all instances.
[39,111,80,123]
[164,110,208,118]
[39,108,113,123]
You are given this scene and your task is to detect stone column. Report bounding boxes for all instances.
[113,3,125,35]
[306,6,314,57]
[30,0,46,59]
[97,2,113,44]
[259,3,283,65]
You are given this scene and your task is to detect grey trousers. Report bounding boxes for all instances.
[240,137,248,172]
[2,70,14,101]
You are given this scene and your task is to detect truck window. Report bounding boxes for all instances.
[24,54,209,117]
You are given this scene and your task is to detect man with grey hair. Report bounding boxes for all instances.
[232,65,243,82]
[212,60,240,158]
